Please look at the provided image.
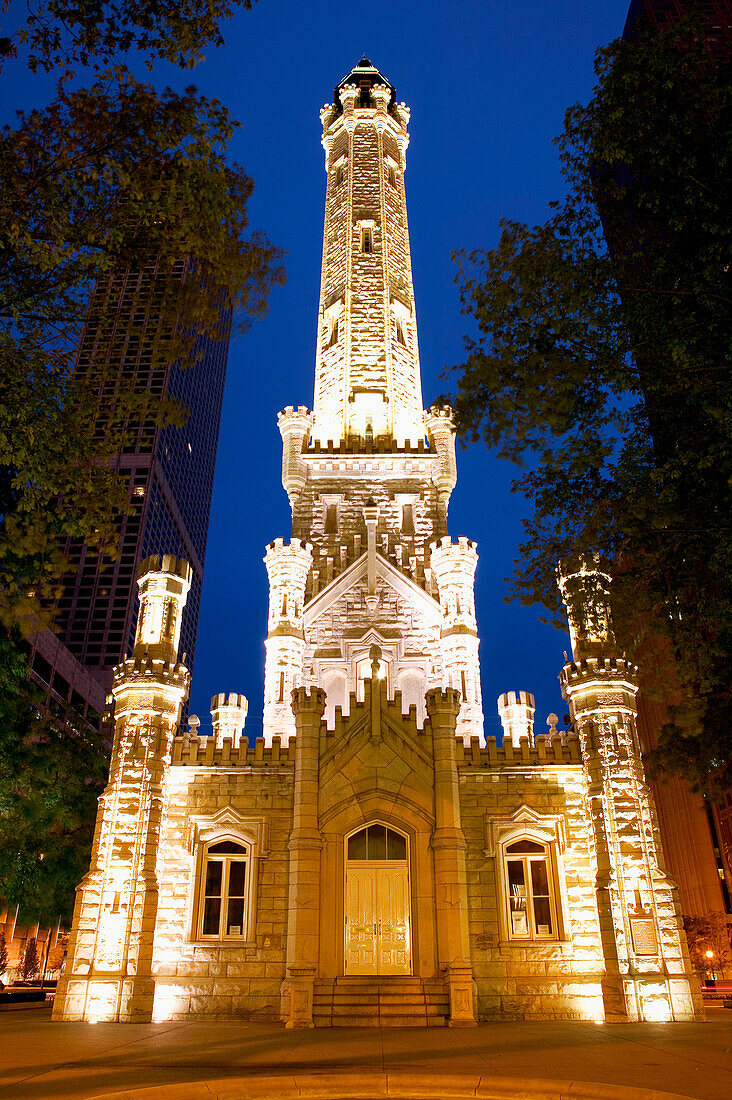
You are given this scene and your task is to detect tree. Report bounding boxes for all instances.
[47,942,66,975]
[683,914,732,978]
[0,0,283,922]
[446,13,731,795]
[0,632,110,925]
[19,937,40,982]
[2,0,259,72]
[1,71,284,634]
[0,932,8,979]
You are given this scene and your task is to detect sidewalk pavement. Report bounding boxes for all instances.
[0,1004,729,1100]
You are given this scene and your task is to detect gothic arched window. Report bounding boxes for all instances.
[199,838,250,940]
[503,838,556,941]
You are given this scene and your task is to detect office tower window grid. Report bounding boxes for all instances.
[55,259,230,689]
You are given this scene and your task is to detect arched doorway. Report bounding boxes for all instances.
[344,823,411,975]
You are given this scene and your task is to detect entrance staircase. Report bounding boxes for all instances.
[312,976,450,1027]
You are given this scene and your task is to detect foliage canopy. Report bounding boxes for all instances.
[0,0,280,922]
[447,14,731,794]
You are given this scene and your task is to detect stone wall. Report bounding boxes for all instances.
[459,762,606,1021]
[149,760,295,1021]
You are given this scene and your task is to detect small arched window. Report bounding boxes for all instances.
[199,838,249,940]
[503,838,556,941]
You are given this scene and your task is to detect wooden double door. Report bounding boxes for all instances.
[344,861,411,975]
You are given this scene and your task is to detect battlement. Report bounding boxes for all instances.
[278,405,312,425]
[138,554,192,584]
[266,537,313,556]
[561,655,638,684]
[210,691,248,748]
[171,733,296,768]
[457,732,583,769]
[113,655,189,686]
[305,437,431,456]
[497,690,536,747]
[430,536,477,555]
[324,680,432,740]
[305,534,432,602]
[424,404,454,428]
[291,685,327,719]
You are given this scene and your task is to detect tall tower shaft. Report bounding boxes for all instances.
[266,59,483,745]
[313,61,423,447]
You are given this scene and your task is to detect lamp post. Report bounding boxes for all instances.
[705,949,715,988]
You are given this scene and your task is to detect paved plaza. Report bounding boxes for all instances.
[0,1004,729,1099]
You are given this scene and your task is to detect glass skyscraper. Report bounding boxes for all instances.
[51,257,230,694]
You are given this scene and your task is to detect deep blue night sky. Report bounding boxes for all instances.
[2,1,629,739]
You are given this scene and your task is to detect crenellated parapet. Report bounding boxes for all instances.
[457,731,582,769]
[171,732,294,768]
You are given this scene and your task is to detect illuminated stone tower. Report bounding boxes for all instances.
[558,563,702,1023]
[53,555,191,1023]
[265,58,484,745]
[54,61,703,1031]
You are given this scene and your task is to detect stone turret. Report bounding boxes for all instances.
[557,560,614,661]
[278,406,312,508]
[263,538,313,744]
[53,555,191,1023]
[497,690,536,748]
[424,405,457,521]
[429,536,484,743]
[210,692,248,748]
[558,562,702,1023]
[133,553,192,663]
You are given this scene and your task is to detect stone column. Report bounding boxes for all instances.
[53,555,191,1023]
[426,687,476,1027]
[284,686,326,1028]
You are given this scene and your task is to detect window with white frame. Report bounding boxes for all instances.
[503,838,556,940]
[199,838,250,940]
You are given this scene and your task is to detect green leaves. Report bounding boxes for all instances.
[0,71,284,632]
[448,13,732,795]
[10,0,258,74]
[0,633,110,925]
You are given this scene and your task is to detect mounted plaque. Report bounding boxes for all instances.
[630,915,658,956]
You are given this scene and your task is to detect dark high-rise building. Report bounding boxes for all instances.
[52,257,230,695]
[624,0,732,53]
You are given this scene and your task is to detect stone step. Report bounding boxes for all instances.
[311,976,450,1028]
